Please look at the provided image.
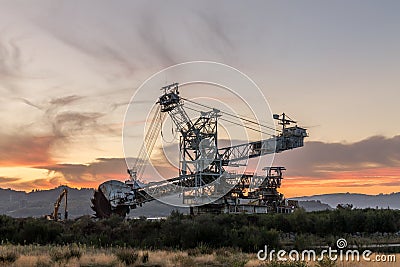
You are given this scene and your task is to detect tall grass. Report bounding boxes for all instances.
[0,248,18,263]
[49,245,82,263]
[114,248,138,265]
[0,245,397,267]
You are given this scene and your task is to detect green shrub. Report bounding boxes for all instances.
[49,248,64,263]
[316,256,336,267]
[0,249,18,263]
[35,259,52,267]
[187,248,200,256]
[187,243,213,256]
[49,245,82,263]
[68,245,82,259]
[172,254,195,267]
[215,252,249,267]
[115,248,138,265]
[214,247,238,257]
[141,251,149,263]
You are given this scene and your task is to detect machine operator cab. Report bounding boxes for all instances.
[158,82,181,112]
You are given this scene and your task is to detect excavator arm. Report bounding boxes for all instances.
[52,188,68,221]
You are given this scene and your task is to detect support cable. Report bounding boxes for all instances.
[182,97,280,132]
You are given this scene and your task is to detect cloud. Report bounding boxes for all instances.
[29,1,241,74]
[0,132,56,166]
[0,36,22,78]
[5,135,400,192]
[37,95,120,138]
[0,36,25,93]
[0,94,122,167]
[0,176,21,184]
[51,111,112,137]
[0,174,64,191]
[49,95,82,106]
[380,180,400,187]
[40,34,136,80]
[193,8,235,58]
[36,157,129,185]
[135,10,178,67]
[34,155,178,187]
[7,176,63,191]
[16,97,43,110]
[27,94,117,134]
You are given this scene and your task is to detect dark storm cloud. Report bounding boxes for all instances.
[273,135,400,177]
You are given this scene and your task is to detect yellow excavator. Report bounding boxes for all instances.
[46,188,68,221]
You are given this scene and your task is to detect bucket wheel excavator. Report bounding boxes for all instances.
[92,83,307,218]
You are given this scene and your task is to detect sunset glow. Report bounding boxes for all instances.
[1,1,399,197]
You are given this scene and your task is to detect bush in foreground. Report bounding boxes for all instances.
[0,249,18,263]
[49,244,82,263]
[114,248,138,265]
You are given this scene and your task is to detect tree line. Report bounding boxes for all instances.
[0,208,399,252]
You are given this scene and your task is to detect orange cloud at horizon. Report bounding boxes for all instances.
[1,164,399,199]
[280,167,400,198]
[1,135,400,196]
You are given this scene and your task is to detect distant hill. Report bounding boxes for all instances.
[297,200,333,211]
[293,192,400,210]
[0,187,398,218]
[0,186,188,218]
[0,186,94,218]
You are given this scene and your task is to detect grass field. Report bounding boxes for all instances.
[0,244,397,267]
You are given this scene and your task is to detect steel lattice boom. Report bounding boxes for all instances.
[91,83,308,218]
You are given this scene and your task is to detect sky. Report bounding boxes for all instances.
[0,0,399,197]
